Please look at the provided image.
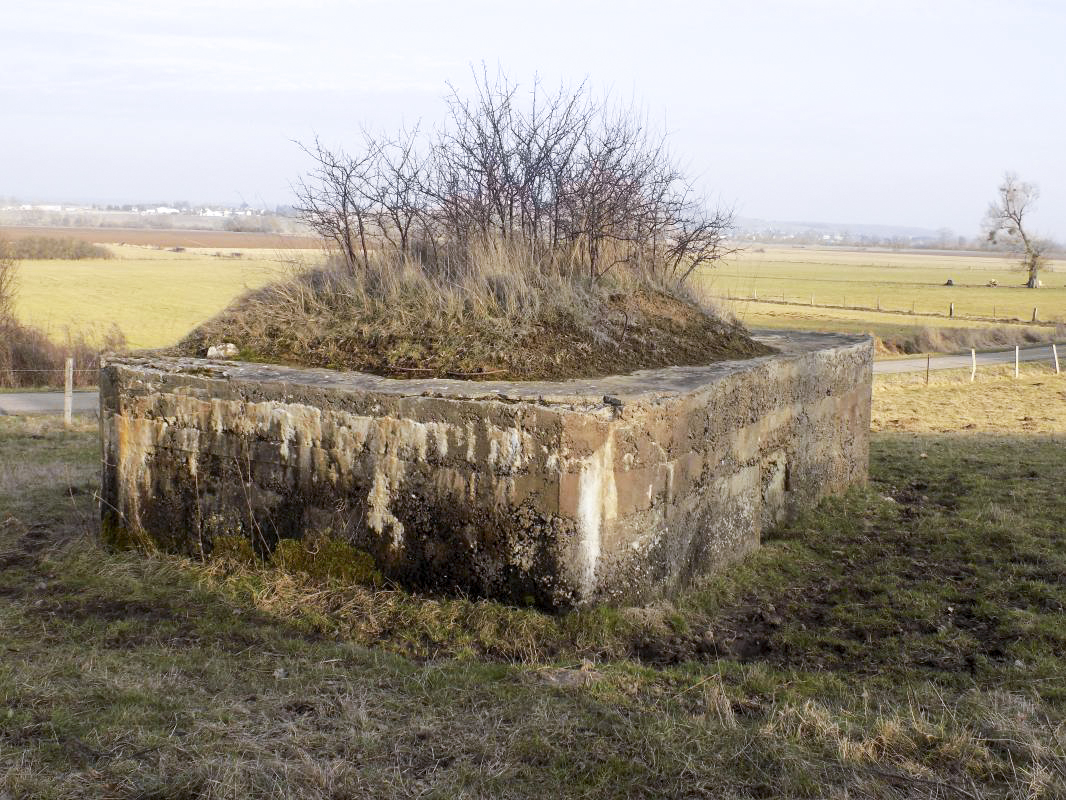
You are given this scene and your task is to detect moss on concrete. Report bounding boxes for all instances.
[270,537,383,586]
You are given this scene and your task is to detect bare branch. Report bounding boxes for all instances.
[294,68,734,287]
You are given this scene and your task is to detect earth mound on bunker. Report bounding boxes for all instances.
[178,274,772,381]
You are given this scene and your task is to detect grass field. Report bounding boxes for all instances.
[874,363,1066,433]
[8,238,1066,355]
[1,225,319,249]
[12,245,303,349]
[702,247,1066,335]
[1,374,1064,798]
[717,298,1051,342]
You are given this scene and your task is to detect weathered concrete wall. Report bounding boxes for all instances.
[100,331,872,608]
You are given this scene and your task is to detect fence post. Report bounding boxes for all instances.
[971,349,976,382]
[64,357,73,426]
[949,302,954,318]
[1015,345,1020,378]
[1032,307,1038,323]
[925,355,930,386]
[1053,344,1060,375]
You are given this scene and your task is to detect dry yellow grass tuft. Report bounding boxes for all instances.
[873,363,1066,433]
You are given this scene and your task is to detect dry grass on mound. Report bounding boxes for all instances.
[179,248,770,381]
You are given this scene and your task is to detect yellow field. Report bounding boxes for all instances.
[12,245,307,349]
[702,246,1066,326]
[10,242,1066,352]
[711,298,1048,341]
[872,363,1066,434]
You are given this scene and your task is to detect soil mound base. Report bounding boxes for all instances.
[178,272,772,381]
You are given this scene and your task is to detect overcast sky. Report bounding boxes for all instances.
[3,0,1064,238]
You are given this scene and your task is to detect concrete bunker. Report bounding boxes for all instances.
[99,330,872,609]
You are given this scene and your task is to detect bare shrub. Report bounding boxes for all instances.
[0,323,125,389]
[5,236,111,260]
[0,241,124,388]
[0,239,15,321]
[294,66,734,288]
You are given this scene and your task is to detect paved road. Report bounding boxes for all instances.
[0,391,99,416]
[874,342,1063,374]
[0,343,1061,415]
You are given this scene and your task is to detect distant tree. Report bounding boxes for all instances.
[983,173,1047,288]
[0,239,18,383]
[935,227,955,249]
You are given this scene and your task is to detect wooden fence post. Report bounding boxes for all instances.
[971,349,976,382]
[1015,345,1020,378]
[1053,344,1060,375]
[1032,307,1038,323]
[925,355,930,386]
[949,302,954,317]
[64,357,73,426]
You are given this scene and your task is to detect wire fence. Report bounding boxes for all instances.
[712,291,1061,327]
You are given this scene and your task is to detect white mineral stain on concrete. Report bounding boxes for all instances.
[575,433,618,595]
[465,421,477,463]
[367,468,405,549]
[426,422,449,459]
[486,424,529,475]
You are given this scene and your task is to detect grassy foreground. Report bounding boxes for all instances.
[2,397,1065,796]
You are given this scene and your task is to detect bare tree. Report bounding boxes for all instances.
[0,239,18,384]
[293,137,378,275]
[984,173,1046,288]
